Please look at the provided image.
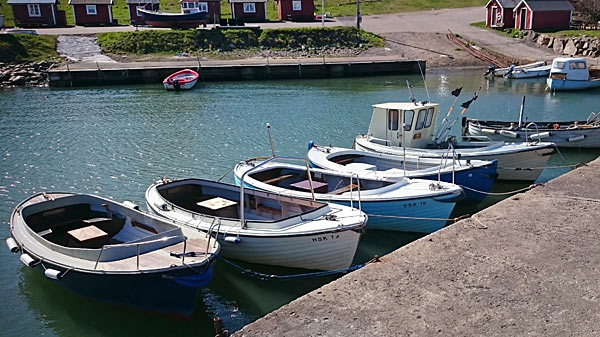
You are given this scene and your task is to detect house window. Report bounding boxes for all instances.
[86,4,97,15]
[198,2,208,12]
[243,3,256,13]
[388,109,399,131]
[404,110,414,131]
[27,4,41,17]
[292,0,301,11]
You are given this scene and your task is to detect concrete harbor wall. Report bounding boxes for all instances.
[47,57,426,87]
[232,157,600,336]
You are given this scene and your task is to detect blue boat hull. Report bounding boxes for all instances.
[546,78,600,91]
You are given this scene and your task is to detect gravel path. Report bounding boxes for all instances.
[56,35,116,62]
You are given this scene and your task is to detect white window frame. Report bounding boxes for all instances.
[243,2,255,13]
[198,2,208,11]
[292,0,301,11]
[86,4,97,15]
[135,5,144,15]
[28,4,41,17]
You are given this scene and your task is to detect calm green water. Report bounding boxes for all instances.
[1,70,599,336]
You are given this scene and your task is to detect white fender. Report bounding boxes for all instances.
[481,128,497,135]
[6,237,19,253]
[528,132,551,140]
[568,135,585,142]
[499,130,518,138]
[123,201,140,210]
[19,253,38,267]
[224,236,241,244]
[44,268,64,280]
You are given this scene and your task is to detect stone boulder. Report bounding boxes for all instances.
[553,38,565,53]
[537,35,550,46]
[563,39,578,56]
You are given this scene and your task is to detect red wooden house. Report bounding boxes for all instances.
[513,0,573,30]
[180,0,220,23]
[485,0,518,28]
[68,0,115,26]
[7,0,67,27]
[277,0,314,21]
[229,0,266,22]
[126,0,158,25]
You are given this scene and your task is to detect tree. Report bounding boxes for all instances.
[573,0,600,24]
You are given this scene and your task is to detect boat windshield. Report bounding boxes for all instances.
[553,61,566,69]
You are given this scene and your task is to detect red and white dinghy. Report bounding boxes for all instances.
[163,69,199,90]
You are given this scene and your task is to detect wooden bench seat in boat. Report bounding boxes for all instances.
[262,174,294,185]
[328,184,359,195]
[256,204,282,215]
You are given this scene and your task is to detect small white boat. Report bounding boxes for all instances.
[306,143,497,204]
[6,192,219,317]
[163,68,199,90]
[463,113,600,148]
[484,61,545,77]
[353,101,556,181]
[546,57,600,91]
[233,158,463,233]
[145,176,367,271]
[504,64,551,79]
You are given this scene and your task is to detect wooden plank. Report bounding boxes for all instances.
[263,174,294,185]
[328,183,358,195]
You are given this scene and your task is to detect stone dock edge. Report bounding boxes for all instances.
[233,156,600,337]
[47,57,425,87]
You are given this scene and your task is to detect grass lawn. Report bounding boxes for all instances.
[470,21,600,38]
[1,0,486,27]
[547,29,600,38]
[0,34,58,61]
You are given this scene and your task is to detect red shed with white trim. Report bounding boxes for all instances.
[277,0,314,21]
[513,0,573,30]
[69,0,115,26]
[126,0,159,25]
[7,0,67,27]
[180,0,220,23]
[485,0,517,28]
[230,0,266,22]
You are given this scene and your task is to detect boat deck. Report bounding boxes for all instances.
[98,237,213,271]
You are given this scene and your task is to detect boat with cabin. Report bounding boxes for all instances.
[546,57,600,91]
[306,143,497,204]
[163,69,199,90]
[353,101,556,182]
[5,192,219,317]
[233,157,464,233]
[145,176,367,271]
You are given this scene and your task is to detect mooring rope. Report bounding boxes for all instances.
[459,183,543,196]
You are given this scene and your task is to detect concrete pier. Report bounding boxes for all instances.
[47,57,425,87]
[233,157,600,336]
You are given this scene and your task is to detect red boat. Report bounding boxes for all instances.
[163,69,199,90]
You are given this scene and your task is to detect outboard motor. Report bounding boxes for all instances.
[484,65,495,76]
[503,64,515,78]
[173,79,181,90]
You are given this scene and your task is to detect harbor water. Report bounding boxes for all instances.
[1,69,599,336]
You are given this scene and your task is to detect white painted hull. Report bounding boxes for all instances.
[546,78,600,91]
[505,65,551,79]
[163,78,198,90]
[145,179,366,271]
[354,136,554,181]
[492,61,545,77]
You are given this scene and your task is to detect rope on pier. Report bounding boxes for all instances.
[459,183,544,196]
[214,255,380,281]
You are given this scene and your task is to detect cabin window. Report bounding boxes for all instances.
[404,110,414,131]
[424,108,434,128]
[292,0,301,10]
[136,6,144,15]
[415,109,427,130]
[243,3,256,13]
[569,61,587,70]
[553,61,566,69]
[28,4,41,17]
[86,5,97,15]
[387,109,399,131]
[198,2,208,11]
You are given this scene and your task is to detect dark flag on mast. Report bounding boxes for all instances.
[460,88,480,114]
[451,87,462,97]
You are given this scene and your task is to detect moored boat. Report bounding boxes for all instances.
[138,7,207,28]
[163,68,199,90]
[233,158,464,233]
[546,57,600,91]
[353,101,556,181]
[504,64,551,79]
[6,192,219,317]
[484,61,545,77]
[306,143,497,204]
[145,176,367,270]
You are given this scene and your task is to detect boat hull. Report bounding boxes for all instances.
[546,78,600,91]
[139,9,207,28]
[354,136,554,182]
[506,66,551,79]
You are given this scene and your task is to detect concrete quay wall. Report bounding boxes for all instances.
[233,157,600,337]
[47,58,426,87]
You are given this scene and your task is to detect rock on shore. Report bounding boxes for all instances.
[536,34,600,58]
[0,61,57,88]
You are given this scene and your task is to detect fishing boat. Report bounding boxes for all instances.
[138,8,207,28]
[504,64,551,79]
[353,101,556,182]
[462,114,600,148]
[233,158,464,233]
[306,143,497,204]
[484,61,545,77]
[163,69,199,90]
[145,175,367,271]
[546,57,600,91]
[5,192,219,317]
